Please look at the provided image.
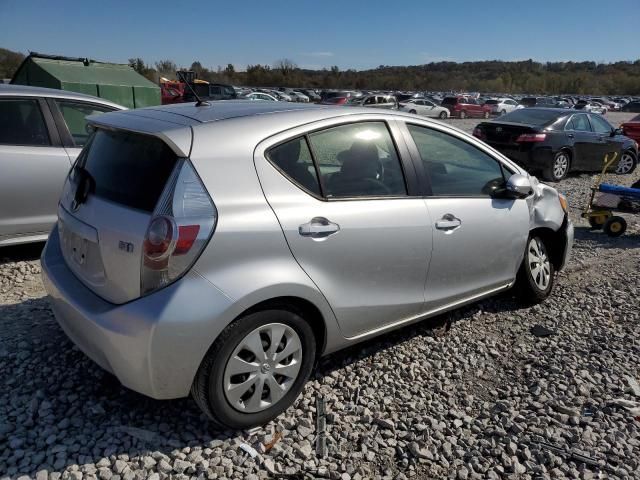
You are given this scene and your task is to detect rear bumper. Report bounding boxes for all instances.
[41,225,234,399]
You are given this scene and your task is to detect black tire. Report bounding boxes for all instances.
[409,109,417,114]
[603,216,627,237]
[588,214,608,230]
[500,109,507,115]
[439,110,448,119]
[515,235,555,305]
[459,110,467,119]
[483,110,490,119]
[615,150,637,175]
[542,150,571,182]
[191,309,316,429]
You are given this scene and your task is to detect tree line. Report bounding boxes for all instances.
[3,47,640,95]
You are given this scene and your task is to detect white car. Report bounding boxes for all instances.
[484,98,522,116]
[399,98,449,119]
[243,92,278,101]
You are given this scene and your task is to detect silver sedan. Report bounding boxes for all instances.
[42,101,573,428]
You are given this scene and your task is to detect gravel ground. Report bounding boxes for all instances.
[1,111,639,480]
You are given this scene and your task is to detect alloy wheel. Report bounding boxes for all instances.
[553,153,569,179]
[616,152,635,174]
[528,237,551,291]
[223,323,303,413]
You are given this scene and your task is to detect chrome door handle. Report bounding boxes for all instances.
[435,214,462,230]
[299,217,340,238]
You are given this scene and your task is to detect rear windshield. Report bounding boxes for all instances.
[441,97,458,105]
[499,109,561,126]
[484,100,499,104]
[77,129,178,212]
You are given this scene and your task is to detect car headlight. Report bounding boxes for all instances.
[558,193,568,213]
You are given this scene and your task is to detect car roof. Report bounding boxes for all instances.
[0,84,125,109]
[103,100,328,124]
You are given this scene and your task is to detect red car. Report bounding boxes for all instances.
[441,96,492,119]
[621,114,640,143]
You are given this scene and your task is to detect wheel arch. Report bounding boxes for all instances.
[529,226,567,271]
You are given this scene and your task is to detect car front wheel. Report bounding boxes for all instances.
[439,110,448,119]
[515,235,555,304]
[615,150,637,175]
[191,309,316,429]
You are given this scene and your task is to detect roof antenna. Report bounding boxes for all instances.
[177,70,210,107]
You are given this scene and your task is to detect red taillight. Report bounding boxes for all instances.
[516,133,547,142]
[175,225,200,255]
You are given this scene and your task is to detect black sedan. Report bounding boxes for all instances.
[473,108,638,181]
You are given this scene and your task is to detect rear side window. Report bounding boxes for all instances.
[407,124,507,196]
[54,100,114,146]
[267,137,321,195]
[0,98,50,146]
[78,129,177,212]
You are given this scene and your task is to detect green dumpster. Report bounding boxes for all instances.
[11,53,160,108]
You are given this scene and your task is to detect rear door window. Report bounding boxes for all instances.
[0,98,50,146]
[77,129,177,212]
[308,122,407,198]
[54,100,115,146]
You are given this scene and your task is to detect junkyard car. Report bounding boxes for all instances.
[42,101,573,428]
[399,98,449,119]
[0,85,124,246]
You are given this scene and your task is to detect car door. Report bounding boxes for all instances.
[254,118,432,338]
[0,96,71,241]
[402,122,530,309]
[422,100,436,116]
[48,98,118,164]
[589,113,623,169]
[565,113,598,170]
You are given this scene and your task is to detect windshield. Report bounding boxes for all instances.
[498,109,561,126]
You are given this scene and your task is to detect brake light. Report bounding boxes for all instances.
[141,160,217,294]
[516,133,547,142]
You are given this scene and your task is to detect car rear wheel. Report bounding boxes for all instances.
[439,110,448,119]
[459,110,467,119]
[409,109,417,114]
[615,150,637,175]
[543,151,570,182]
[191,309,316,429]
[501,109,507,115]
[483,111,490,119]
[515,235,555,304]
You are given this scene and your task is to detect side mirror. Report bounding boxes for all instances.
[505,174,533,198]
[611,128,623,137]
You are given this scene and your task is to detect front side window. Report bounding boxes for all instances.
[0,98,50,146]
[308,122,407,198]
[589,114,613,134]
[267,137,321,195]
[407,124,507,196]
[54,100,114,147]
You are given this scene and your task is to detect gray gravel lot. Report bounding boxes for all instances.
[1,111,639,480]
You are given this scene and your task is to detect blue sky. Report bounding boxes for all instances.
[1,0,638,71]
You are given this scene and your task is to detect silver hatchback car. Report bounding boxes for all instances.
[41,101,573,428]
